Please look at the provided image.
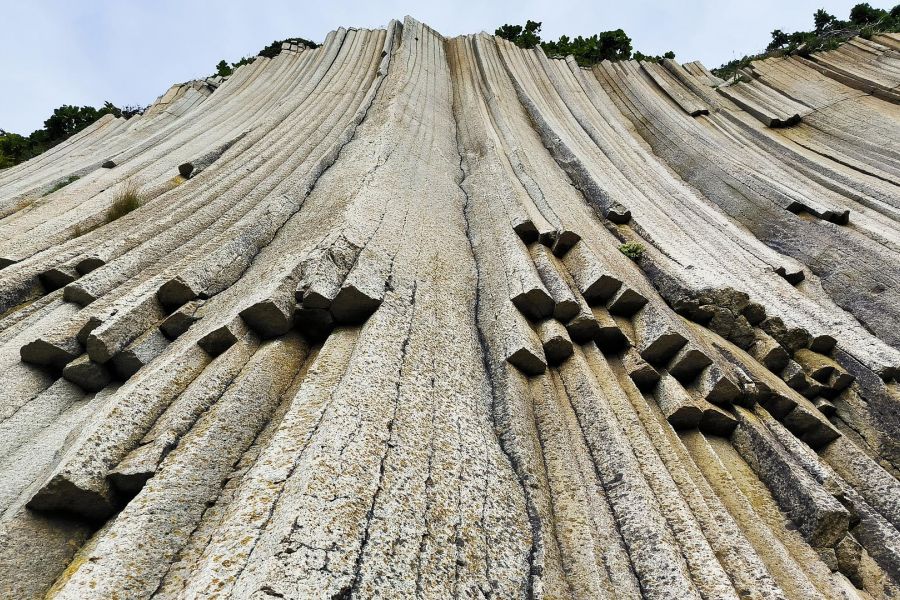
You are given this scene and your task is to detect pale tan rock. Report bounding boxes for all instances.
[1,22,899,600]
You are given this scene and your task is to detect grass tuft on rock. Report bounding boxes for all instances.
[43,175,79,196]
[106,180,142,223]
[618,242,645,260]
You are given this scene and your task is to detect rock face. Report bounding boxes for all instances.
[0,17,898,599]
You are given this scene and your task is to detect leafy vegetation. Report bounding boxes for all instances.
[495,21,674,66]
[213,37,320,78]
[633,50,677,63]
[3,34,321,170]
[1,101,145,170]
[496,21,544,49]
[106,180,142,223]
[713,3,900,81]
[618,242,645,260]
[43,175,80,196]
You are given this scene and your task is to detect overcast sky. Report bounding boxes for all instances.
[0,0,890,134]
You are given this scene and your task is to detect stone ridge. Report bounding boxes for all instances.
[0,16,898,599]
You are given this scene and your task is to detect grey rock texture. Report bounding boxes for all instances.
[0,19,898,599]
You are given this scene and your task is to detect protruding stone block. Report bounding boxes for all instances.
[801,380,826,399]
[551,230,580,257]
[781,405,841,448]
[633,305,687,365]
[760,317,810,352]
[780,360,809,391]
[295,237,361,309]
[240,299,293,339]
[742,302,766,325]
[506,346,547,376]
[694,363,743,405]
[668,345,712,382]
[21,336,82,369]
[62,354,112,392]
[561,243,622,304]
[529,244,579,323]
[827,369,854,394]
[775,265,805,284]
[733,408,849,547]
[510,287,554,322]
[591,306,629,352]
[197,320,247,356]
[178,162,195,178]
[331,283,384,324]
[728,315,755,349]
[27,471,119,522]
[654,373,703,429]
[536,319,573,366]
[794,349,837,383]
[39,266,78,292]
[75,256,106,275]
[835,535,863,586]
[512,219,539,244]
[809,335,837,353]
[749,330,789,372]
[564,309,600,344]
[607,286,647,316]
[109,449,159,495]
[159,300,203,340]
[813,397,836,417]
[111,329,169,379]
[157,276,200,310]
[623,348,660,390]
[699,402,738,435]
[606,201,631,223]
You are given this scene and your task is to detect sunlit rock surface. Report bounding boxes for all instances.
[1,18,899,599]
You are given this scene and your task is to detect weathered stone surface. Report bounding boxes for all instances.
[536,318,573,365]
[530,243,580,322]
[61,353,112,392]
[592,305,630,351]
[110,328,169,379]
[634,304,688,365]
[1,21,899,600]
[732,407,850,548]
[668,345,712,382]
[158,299,203,340]
[654,373,703,429]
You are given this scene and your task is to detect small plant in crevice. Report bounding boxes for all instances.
[618,242,645,260]
[73,221,99,238]
[106,180,142,223]
[43,175,80,196]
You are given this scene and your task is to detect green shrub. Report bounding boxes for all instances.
[634,50,676,63]
[850,3,888,26]
[493,20,671,66]
[106,180,141,223]
[259,37,319,57]
[215,60,233,77]
[213,37,321,79]
[618,242,645,260]
[713,3,900,79]
[1,102,144,170]
[496,20,543,49]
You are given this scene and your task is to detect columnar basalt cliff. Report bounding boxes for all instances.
[1,17,899,599]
